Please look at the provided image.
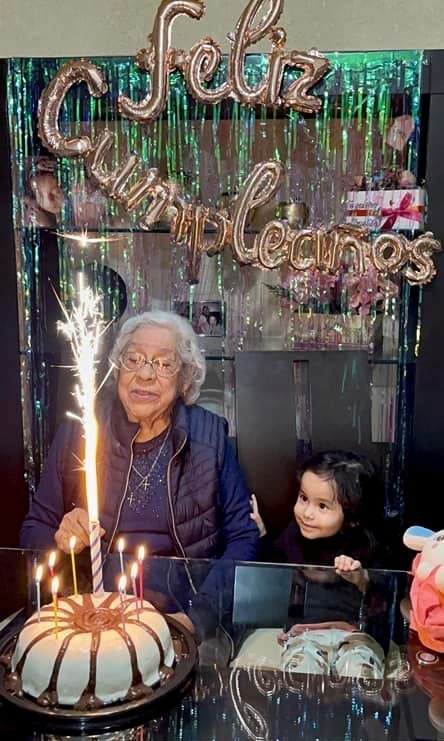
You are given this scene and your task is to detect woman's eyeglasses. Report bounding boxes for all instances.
[119,351,180,378]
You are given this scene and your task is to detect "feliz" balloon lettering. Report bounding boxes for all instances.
[117,0,331,122]
[36,0,441,285]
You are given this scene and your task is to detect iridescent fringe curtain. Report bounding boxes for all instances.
[7,51,424,514]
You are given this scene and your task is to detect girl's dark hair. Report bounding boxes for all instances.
[299,450,383,533]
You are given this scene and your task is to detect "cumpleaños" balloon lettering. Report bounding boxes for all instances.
[36,0,440,285]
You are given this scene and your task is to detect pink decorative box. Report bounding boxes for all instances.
[345,188,426,231]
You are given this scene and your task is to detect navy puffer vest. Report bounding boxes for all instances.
[63,396,226,558]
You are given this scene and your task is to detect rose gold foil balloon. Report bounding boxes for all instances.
[184,38,232,104]
[118,0,204,122]
[125,169,164,212]
[340,235,367,274]
[314,228,332,271]
[281,49,330,113]
[38,60,108,157]
[175,204,209,284]
[257,220,289,268]
[327,225,371,274]
[86,129,142,202]
[372,233,408,274]
[204,210,232,255]
[232,160,284,264]
[86,129,116,190]
[404,232,441,285]
[109,155,140,200]
[324,228,343,272]
[171,195,194,244]
[229,0,284,105]
[288,229,316,271]
[264,27,289,105]
[138,184,172,229]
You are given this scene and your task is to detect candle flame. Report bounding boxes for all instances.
[35,565,43,583]
[69,535,77,551]
[137,545,145,562]
[118,575,127,593]
[51,576,59,595]
[131,562,138,579]
[117,537,125,554]
[48,551,56,569]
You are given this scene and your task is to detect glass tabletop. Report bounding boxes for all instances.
[0,548,441,740]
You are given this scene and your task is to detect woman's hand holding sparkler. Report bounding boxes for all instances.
[55,507,105,553]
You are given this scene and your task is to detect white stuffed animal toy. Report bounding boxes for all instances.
[403,526,444,653]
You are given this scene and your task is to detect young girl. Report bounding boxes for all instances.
[234,452,389,678]
[251,450,386,578]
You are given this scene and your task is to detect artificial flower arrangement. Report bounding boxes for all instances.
[265,264,399,350]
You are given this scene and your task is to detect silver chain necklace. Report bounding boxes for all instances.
[129,426,171,496]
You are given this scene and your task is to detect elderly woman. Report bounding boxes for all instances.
[20,311,259,636]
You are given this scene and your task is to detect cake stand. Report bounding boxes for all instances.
[0,614,197,733]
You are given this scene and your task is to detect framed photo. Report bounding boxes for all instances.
[172,300,225,337]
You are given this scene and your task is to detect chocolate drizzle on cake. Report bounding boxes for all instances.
[37,630,78,707]
[75,631,103,711]
[4,593,175,709]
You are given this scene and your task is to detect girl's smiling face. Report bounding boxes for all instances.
[294,471,345,540]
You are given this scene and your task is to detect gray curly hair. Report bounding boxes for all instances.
[109,310,206,405]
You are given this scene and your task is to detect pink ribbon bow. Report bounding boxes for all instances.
[380,191,423,230]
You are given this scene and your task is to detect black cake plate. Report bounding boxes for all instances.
[0,614,197,732]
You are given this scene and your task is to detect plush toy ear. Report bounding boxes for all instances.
[403,525,436,552]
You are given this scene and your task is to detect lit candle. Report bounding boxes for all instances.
[52,576,59,638]
[48,551,56,579]
[118,575,127,630]
[117,537,125,576]
[130,562,140,621]
[35,565,43,622]
[69,536,78,596]
[137,546,145,606]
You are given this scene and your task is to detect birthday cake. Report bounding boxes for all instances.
[3,592,175,709]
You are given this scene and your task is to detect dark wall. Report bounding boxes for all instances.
[0,61,28,544]
[235,351,374,532]
[408,50,444,531]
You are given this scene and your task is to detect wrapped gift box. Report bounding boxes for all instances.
[345,188,425,230]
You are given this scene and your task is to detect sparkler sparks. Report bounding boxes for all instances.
[53,226,123,248]
[57,275,113,593]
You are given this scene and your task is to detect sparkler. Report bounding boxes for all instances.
[57,275,113,594]
[53,226,123,247]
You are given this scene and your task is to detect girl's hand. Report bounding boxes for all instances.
[334,554,361,573]
[55,507,105,554]
[250,494,267,537]
[334,554,369,592]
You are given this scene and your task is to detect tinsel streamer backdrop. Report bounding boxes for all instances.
[7,51,424,515]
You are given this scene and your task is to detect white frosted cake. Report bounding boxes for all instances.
[4,592,175,709]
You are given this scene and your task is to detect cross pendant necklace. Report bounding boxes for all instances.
[129,426,171,500]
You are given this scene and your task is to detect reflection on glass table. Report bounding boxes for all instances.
[0,549,442,740]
